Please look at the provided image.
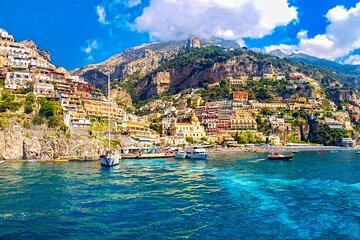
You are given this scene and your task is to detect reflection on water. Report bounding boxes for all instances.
[0,151,360,239]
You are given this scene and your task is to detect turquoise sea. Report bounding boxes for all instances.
[1,151,360,239]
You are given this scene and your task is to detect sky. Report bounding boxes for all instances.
[1,0,360,70]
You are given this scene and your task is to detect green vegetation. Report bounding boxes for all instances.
[234,132,264,144]
[157,46,244,72]
[149,123,161,133]
[38,98,62,118]
[186,136,195,144]
[0,117,8,129]
[0,90,22,112]
[37,99,64,128]
[198,78,231,100]
[24,93,36,114]
[310,123,351,146]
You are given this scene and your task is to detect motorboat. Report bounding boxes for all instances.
[186,146,207,160]
[267,152,293,161]
[100,151,120,167]
[174,149,186,159]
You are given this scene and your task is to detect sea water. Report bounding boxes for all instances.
[0,151,359,239]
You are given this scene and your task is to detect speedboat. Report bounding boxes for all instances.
[357,151,360,154]
[174,149,186,159]
[186,146,207,160]
[100,151,120,167]
[267,152,293,161]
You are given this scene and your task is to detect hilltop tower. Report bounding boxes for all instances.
[187,36,201,49]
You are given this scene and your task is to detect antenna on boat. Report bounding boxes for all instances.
[108,74,111,150]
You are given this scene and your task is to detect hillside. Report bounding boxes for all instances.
[71,38,240,88]
[117,47,356,104]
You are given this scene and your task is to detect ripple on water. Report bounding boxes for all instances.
[0,153,360,239]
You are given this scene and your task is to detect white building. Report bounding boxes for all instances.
[33,74,54,96]
[325,118,343,129]
[5,71,32,89]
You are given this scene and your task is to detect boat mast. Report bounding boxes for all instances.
[108,74,111,150]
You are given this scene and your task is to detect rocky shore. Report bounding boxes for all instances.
[0,126,111,161]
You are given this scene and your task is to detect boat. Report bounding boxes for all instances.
[267,152,293,161]
[317,151,326,155]
[100,151,120,167]
[174,149,186,159]
[186,146,207,159]
[357,151,360,154]
[330,150,339,154]
[99,75,121,167]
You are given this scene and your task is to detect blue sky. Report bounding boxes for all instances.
[1,0,360,70]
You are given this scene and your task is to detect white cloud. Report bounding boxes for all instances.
[265,44,297,55]
[128,0,142,7]
[344,54,360,65]
[134,0,297,42]
[82,40,99,54]
[96,5,109,25]
[265,2,360,61]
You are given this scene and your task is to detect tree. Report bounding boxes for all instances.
[39,99,62,118]
[261,107,273,115]
[186,136,195,144]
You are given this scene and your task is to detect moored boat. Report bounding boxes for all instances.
[174,149,186,159]
[99,74,122,167]
[267,152,293,161]
[100,151,120,167]
[186,146,207,159]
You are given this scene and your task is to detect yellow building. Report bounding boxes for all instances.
[191,95,204,107]
[83,99,123,120]
[171,115,206,139]
[231,110,257,130]
[296,97,307,103]
[125,121,146,134]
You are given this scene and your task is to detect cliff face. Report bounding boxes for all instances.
[0,127,106,160]
[71,38,241,89]
[71,41,186,88]
[135,53,292,99]
[21,40,51,63]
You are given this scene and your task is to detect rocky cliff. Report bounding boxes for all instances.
[133,50,298,99]
[71,41,187,88]
[21,40,51,63]
[0,125,108,160]
[71,38,241,89]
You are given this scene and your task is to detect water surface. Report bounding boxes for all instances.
[1,151,360,239]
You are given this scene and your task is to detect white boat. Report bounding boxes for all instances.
[100,151,120,167]
[174,149,186,159]
[186,146,207,159]
[100,74,121,167]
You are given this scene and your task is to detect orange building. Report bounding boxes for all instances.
[233,91,248,101]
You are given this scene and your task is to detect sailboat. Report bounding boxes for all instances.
[100,74,121,167]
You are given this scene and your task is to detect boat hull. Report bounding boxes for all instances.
[267,156,293,161]
[100,156,120,167]
[186,154,208,160]
[175,153,186,159]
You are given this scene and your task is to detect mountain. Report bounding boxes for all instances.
[131,47,355,100]
[71,38,240,88]
[73,38,359,105]
[71,41,186,88]
[286,53,360,76]
[20,40,51,63]
[268,49,288,58]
